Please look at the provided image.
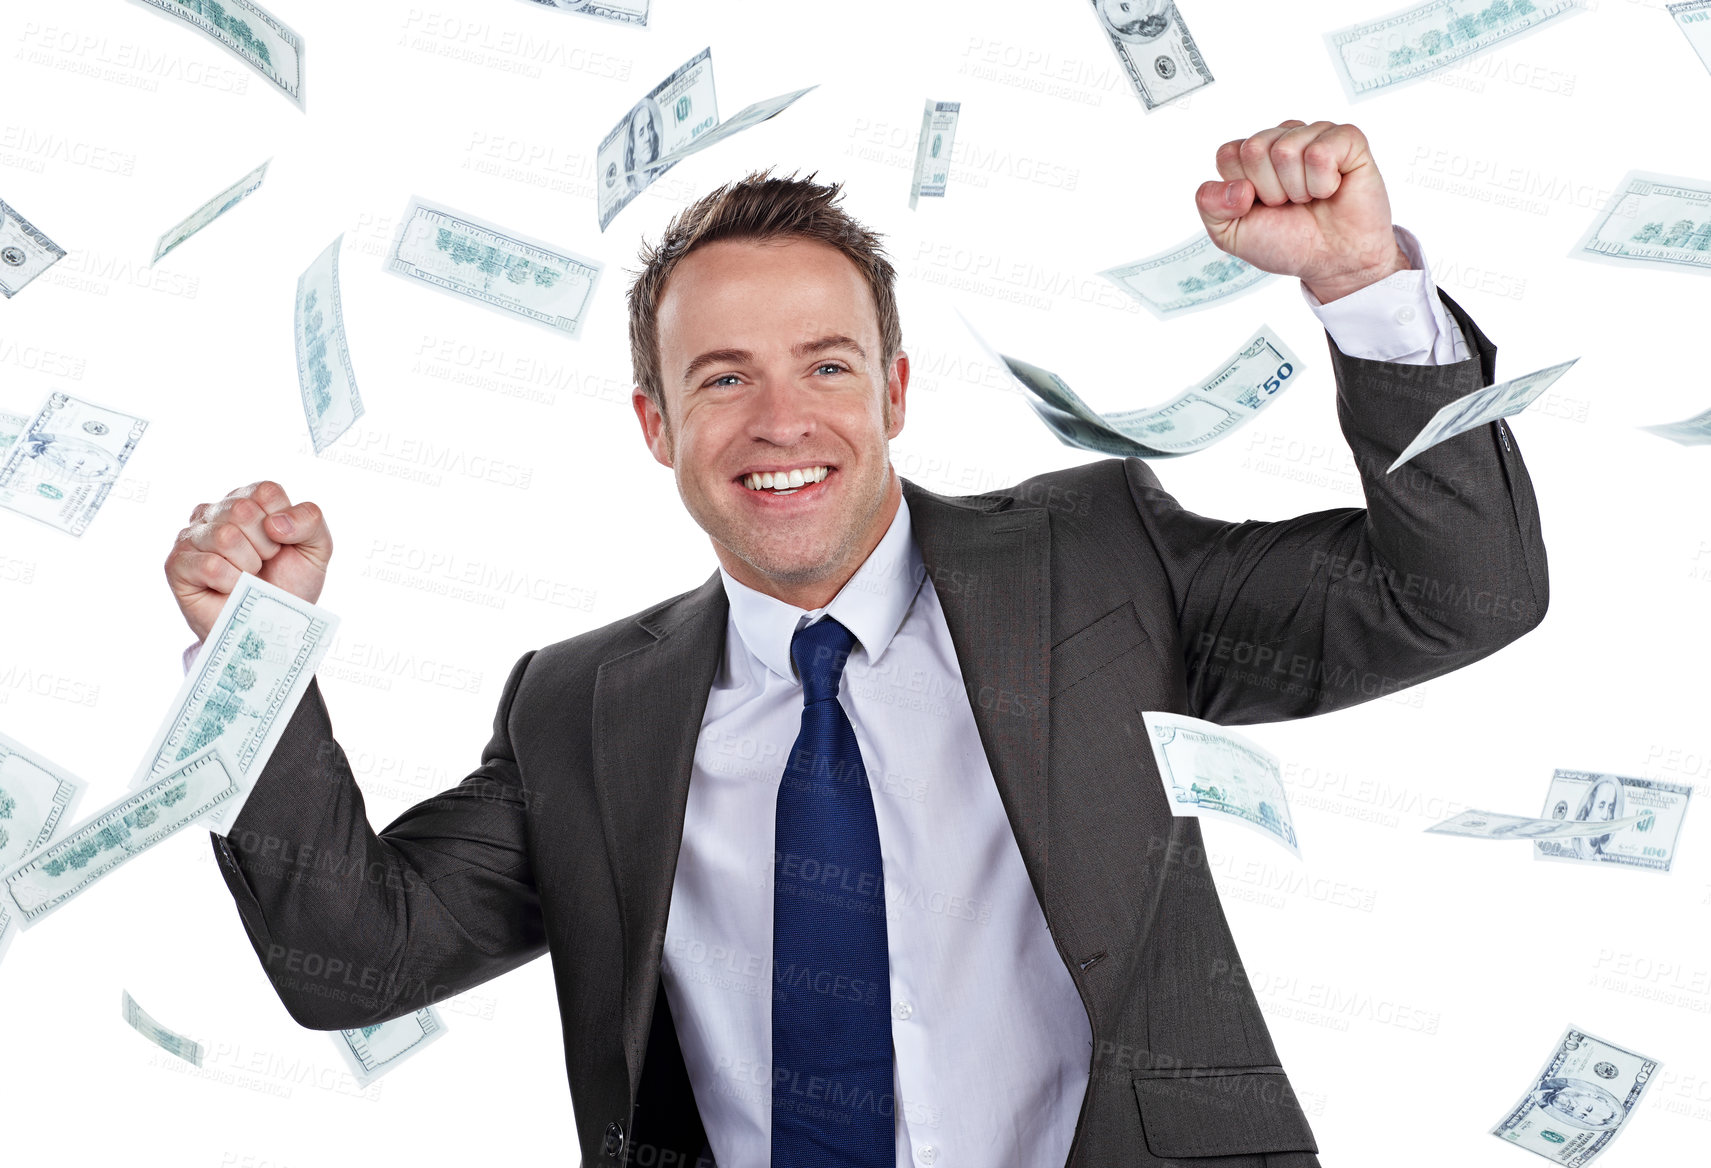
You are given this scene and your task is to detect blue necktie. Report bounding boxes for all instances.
[770,615,894,1166]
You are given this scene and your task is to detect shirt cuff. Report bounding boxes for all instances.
[1299,224,1470,366]
[182,639,202,676]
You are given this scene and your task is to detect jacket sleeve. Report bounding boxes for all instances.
[1129,287,1549,725]
[207,649,548,1029]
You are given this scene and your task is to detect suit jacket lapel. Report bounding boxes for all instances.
[591,476,1054,1096]
[901,477,1053,910]
[591,568,728,1098]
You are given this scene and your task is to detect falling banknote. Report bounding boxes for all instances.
[596,47,815,230]
[0,732,87,870]
[0,391,149,537]
[1084,0,1213,110]
[0,413,25,466]
[129,0,304,110]
[1491,1026,1658,1165]
[961,311,1300,456]
[1325,0,1584,102]
[2,745,237,928]
[1426,809,1645,841]
[1640,405,1711,445]
[154,159,270,263]
[1100,232,1273,319]
[296,235,364,453]
[1141,710,1299,858]
[516,0,648,25]
[122,989,204,1067]
[334,1007,447,1087]
[909,100,960,210]
[386,197,603,340]
[0,196,66,298]
[1668,1,1711,76]
[126,572,339,833]
[1532,771,1692,873]
[1388,359,1578,472]
[0,733,87,966]
[1571,170,1711,276]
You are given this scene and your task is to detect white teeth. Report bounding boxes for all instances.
[743,466,828,491]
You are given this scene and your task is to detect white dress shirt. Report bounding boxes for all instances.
[183,228,1467,1167]
[1300,224,1469,364]
[667,493,1092,1167]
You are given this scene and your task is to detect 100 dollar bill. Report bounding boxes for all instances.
[909,100,960,209]
[1669,0,1711,76]
[1325,0,1584,102]
[518,0,648,24]
[1388,359,1578,472]
[386,197,602,339]
[1532,771,1692,872]
[122,989,204,1066]
[296,235,363,453]
[126,572,339,833]
[1491,1026,1658,1165]
[597,47,719,230]
[0,196,66,298]
[154,159,270,263]
[1427,808,1644,841]
[1141,710,1299,858]
[0,732,87,870]
[1571,170,1711,276]
[1085,0,1213,110]
[596,47,814,230]
[335,1007,447,1087]
[129,0,304,110]
[1641,404,1711,446]
[2,745,237,927]
[0,733,86,966]
[1100,232,1272,319]
[0,392,149,537]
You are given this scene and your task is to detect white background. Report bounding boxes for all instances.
[1,0,1709,1164]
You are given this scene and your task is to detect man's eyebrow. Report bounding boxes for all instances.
[682,348,752,383]
[792,334,866,361]
[681,335,867,383]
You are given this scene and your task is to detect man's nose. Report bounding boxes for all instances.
[745,378,816,443]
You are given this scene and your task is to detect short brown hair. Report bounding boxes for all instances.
[626,169,902,424]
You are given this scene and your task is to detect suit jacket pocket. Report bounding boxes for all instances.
[1132,1067,1319,1158]
[1051,600,1151,696]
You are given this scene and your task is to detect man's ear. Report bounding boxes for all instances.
[633,388,674,467]
[885,350,910,440]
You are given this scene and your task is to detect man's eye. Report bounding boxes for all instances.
[709,374,741,387]
[815,363,847,376]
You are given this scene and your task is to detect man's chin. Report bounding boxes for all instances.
[735,546,843,588]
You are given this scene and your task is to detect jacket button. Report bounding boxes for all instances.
[602,1120,625,1158]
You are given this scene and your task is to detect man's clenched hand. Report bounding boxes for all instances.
[1195,119,1411,304]
[164,480,331,643]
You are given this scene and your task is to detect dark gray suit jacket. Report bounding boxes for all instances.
[209,288,1547,1167]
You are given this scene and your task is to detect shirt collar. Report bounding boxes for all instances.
[718,491,924,683]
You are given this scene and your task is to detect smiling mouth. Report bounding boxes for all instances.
[738,465,832,495]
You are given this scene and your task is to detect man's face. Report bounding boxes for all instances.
[1588,782,1619,821]
[1098,0,1165,33]
[634,236,907,605]
[630,108,659,162]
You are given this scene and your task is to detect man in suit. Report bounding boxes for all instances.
[163,119,1548,1166]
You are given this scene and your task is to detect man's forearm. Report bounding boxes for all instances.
[206,658,547,1030]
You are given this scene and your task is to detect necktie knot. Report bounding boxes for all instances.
[790,616,857,705]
